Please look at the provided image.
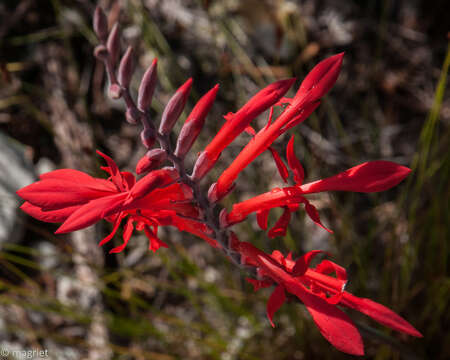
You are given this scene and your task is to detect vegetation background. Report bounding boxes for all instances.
[0,0,448,359]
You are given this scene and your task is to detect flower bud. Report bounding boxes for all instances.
[109,83,122,99]
[93,44,108,61]
[118,46,134,88]
[137,58,158,112]
[125,108,140,124]
[191,151,215,181]
[93,6,108,42]
[136,149,167,174]
[174,84,218,158]
[158,78,192,135]
[106,23,120,67]
[140,128,156,149]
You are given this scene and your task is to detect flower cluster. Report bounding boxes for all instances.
[16,6,422,356]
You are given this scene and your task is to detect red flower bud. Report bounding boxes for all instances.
[137,58,158,112]
[174,84,218,158]
[118,46,134,88]
[136,149,167,174]
[93,44,108,60]
[159,78,193,135]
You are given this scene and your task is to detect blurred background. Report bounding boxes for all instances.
[0,0,449,359]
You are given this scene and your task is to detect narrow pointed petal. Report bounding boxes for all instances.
[99,213,125,247]
[17,179,116,210]
[268,147,289,183]
[55,193,127,234]
[20,202,80,223]
[286,135,305,184]
[267,285,286,327]
[299,288,364,356]
[298,161,411,194]
[292,250,325,276]
[128,168,179,201]
[96,150,125,191]
[302,199,333,233]
[341,293,423,338]
[268,207,291,238]
[256,209,270,230]
[144,226,169,252]
[109,217,134,253]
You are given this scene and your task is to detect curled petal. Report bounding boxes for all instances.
[256,209,270,230]
[301,199,333,233]
[268,207,291,238]
[109,217,134,253]
[299,161,411,194]
[96,150,125,191]
[286,135,305,184]
[315,259,347,281]
[268,147,289,183]
[144,226,169,252]
[341,293,423,338]
[99,212,125,247]
[267,285,286,327]
[292,250,326,276]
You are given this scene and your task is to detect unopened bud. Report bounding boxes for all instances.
[158,78,192,135]
[207,181,235,203]
[137,58,158,112]
[140,128,156,149]
[136,149,167,174]
[93,6,108,42]
[118,46,134,88]
[174,84,218,158]
[109,83,122,99]
[219,208,229,228]
[191,151,215,181]
[106,23,120,67]
[125,107,140,124]
[93,44,108,60]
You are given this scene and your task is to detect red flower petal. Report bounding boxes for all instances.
[267,285,286,327]
[99,212,125,247]
[292,250,326,276]
[109,217,134,253]
[341,293,423,338]
[268,147,289,183]
[20,202,80,223]
[203,78,296,163]
[268,207,291,238]
[299,287,364,356]
[144,226,169,252]
[256,209,270,230]
[17,179,116,210]
[96,150,125,191]
[299,161,411,194]
[315,259,347,281]
[55,193,128,234]
[301,199,333,233]
[286,135,305,184]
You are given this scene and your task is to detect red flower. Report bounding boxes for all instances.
[226,161,411,233]
[213,54,344,199]
[238,241,422,356]
[17,151,216,251]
